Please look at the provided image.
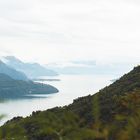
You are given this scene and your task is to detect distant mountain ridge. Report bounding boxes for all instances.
[0,60,28,81]
[0,73,14,82]
[47,61,132,76]
[3,56,58,78]
[0,73,58,99]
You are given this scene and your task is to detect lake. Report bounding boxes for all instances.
[0,74,115,125]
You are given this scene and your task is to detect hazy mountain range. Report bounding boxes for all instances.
[1,56,134,77]
[0,60,28,81]
[47,61,133,76]
[0,57,59,99]
[3,56,58,78]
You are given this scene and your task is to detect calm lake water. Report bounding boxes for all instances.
[0,74,115,125]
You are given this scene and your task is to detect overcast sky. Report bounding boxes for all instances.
[0,0,140,65]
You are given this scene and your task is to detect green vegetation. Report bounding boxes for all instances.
[0,66,140,139]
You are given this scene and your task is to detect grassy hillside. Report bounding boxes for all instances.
[0,66,140,139]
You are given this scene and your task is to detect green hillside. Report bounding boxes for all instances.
[0,66,140,140]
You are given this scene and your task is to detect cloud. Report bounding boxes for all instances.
[0,0,140,65]
[47,60,96,68]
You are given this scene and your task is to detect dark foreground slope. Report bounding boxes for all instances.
[0,73,58,99]
[0,66,140,140]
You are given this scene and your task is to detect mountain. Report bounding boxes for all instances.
[0,66,140,139]
[47,61,132,76]
[0,73,58,99]
[3,56,58,78]
[0,60,58,99]
[0,60,28,81]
